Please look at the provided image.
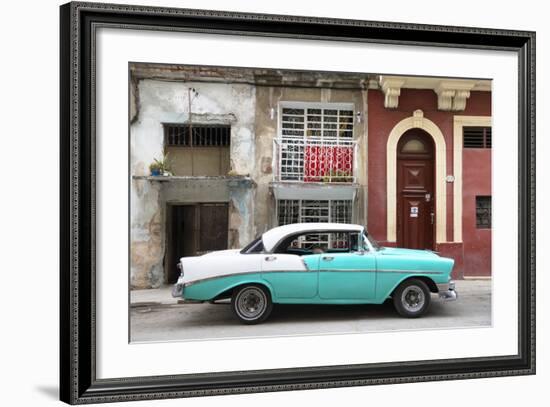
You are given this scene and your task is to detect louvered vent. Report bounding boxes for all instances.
[463,126,491,149]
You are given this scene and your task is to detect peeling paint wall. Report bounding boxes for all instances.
[130,79,256,288]
[131,72,370,289]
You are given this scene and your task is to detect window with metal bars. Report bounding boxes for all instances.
[277,199,352,225]
[164,124,231,147]
[463,126,492,148]
[280,105,354,139]
[278,103,356,182]
[476,196,491,228]
[163,123,231,176]
[277,199,353,249]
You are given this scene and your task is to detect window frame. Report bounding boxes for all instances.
[278,101,356,141]
[463,126,492,149]
[163,122,231,148]
[475,195,492,229]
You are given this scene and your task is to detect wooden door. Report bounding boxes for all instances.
[166,203,228,283]
[198,204,229,254]
[396,130,435,250]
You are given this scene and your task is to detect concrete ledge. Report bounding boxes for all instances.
[271,181,359,200]
[133,174,255,185]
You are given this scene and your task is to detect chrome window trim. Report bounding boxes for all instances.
[269,228,365,254]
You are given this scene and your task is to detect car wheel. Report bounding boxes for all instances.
[231,285,273,324]
[393,279,431,318]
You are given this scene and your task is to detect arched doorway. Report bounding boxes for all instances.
[396,129,435,250]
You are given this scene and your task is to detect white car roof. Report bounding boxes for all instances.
[262,223,364,253]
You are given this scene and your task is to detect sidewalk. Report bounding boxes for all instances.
[130,285,177,307]
[130,279,492,307]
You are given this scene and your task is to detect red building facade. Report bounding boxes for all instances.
[367,82,492,278]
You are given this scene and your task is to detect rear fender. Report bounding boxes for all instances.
[184,274,274,302]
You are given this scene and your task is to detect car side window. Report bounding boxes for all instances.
[281,232,352,256]
[241,236,264,254]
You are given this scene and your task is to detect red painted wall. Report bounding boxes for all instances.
[462,149,492,276]
[367,88,491,278]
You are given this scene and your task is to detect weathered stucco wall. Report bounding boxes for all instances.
[131,73,369,288]
[253,86,369,233]
[130,79,256,288]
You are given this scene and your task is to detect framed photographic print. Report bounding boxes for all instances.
[60,1,536,404]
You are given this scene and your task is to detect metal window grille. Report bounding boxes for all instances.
[277,199,352,248]
[463,126,492,148]
[277,104,356,183]
[476,196,492,228]
[277,137,356,182]
[279,138,305,181]
[164,124,231,147]
[277,199,300,225]
[301,200,330,223]
[281,107,354,140]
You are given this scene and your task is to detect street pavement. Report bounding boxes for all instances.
[130,279,491,342]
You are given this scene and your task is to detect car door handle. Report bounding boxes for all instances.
[264,256,277,261]
[322,256,334,261]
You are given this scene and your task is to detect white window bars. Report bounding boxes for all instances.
[277,199,353,248]
[275,104,358,183]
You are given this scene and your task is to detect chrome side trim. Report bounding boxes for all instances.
[183,268,444,287]
[379,270,443,275]
[319,268,375,273]
[184,270,310,287]
[261,269,313,274]
[184,271,263,287]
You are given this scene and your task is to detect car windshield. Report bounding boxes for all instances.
[365,233,382,251]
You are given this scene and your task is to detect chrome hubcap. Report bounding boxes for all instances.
[237,288,266,319]
[401,285,425,312]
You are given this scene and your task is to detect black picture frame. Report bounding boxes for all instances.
[60,1,536,404]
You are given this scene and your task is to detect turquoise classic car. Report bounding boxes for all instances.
[172,223,457,324]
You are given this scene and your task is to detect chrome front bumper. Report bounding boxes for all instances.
[437,281,458,302]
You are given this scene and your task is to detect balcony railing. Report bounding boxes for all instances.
[273,136,358,183]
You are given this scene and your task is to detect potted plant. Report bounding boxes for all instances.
[322,169,353,183]
[149,153,172,176]
[149,161,162,176]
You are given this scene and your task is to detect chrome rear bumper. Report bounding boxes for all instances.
[171,283,184,298]
[437,281,458,301]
